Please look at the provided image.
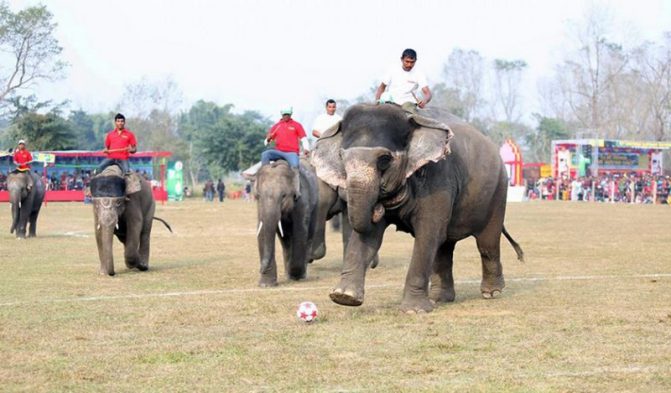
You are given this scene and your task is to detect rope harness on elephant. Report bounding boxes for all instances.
[379,182,410,211]
[93,197,125,229]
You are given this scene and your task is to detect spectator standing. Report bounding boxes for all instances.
[216,179,226,202]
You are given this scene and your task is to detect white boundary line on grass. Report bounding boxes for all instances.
[1,272,670,307]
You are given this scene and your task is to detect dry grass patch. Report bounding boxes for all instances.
[1,199,670,392]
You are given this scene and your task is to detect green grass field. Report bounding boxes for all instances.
[1,199,670,392]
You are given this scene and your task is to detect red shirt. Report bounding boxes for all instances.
[267,119,306,153]
[14,149,32,171]
[105,129,137,160]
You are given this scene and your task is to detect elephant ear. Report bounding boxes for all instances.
[405,113,454,178]
[311,121,346,189]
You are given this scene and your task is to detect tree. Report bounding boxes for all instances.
[9,109,74,150]
[0,2,66,109]
[552,6,629,137]
[492,59,528,123]
[68,110,112,150]
[440,49,486,122]
[525,115,571,163]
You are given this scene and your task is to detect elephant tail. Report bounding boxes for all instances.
[502,225,524,263]
[153,216,173,233]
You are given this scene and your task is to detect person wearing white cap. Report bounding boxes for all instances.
[13,139,33,191]
[262,107,310,197]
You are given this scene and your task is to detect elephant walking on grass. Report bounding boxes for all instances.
[255,158,319,287]
[312,104,524,313]
[90,166,171,276]
[8,171,45,239]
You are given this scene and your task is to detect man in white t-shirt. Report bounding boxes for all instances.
[312,99,342,138]
[374,48,432,111]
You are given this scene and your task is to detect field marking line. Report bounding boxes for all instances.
[1,273,670,307]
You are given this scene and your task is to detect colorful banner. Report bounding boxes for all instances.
[166,161,184,201]
[651,151,663,175]
[33,153,56,163]
[598,151,649,170]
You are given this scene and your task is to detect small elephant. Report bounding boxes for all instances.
[312,104,524,313]
[90,166,171,276]
[254,158,319,287]
[8,171,45,238]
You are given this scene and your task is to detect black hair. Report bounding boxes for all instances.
[401,48,417,60]
[325,99,336,106]
[114,113,126,121]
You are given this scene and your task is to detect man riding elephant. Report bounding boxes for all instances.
[261,107,311,198]
[8,139,45,238]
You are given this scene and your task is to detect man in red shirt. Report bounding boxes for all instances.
[96,113,137,175]
[13,139,34,190]
[261,107,310,197]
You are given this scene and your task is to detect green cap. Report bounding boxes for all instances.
[280,107,293,115]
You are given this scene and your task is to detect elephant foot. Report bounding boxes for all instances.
[258,277,278,288]
[311,244,326,261]
[400,295,435,314]
[369,254,379,269]
[136,263,148,271]
[330,286,363,306]
[481,277,505,299]
[429,287,455,304]
[287,267,306,281]
[99,270,115,277]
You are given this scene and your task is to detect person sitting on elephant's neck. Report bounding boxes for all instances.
[261,107,310,198]
[374,48,432,113]
[13,139,33,191]
[96,113,137,176]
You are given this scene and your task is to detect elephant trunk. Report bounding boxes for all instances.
[346,177,381,234]
[9,191,20,235]
[257,202,281,274]
[93,197,123,276]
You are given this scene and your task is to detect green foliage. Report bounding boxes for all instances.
[525,115,572,162]
[179,101,270,173]
[67,109,111,150]
[9,110,75,150]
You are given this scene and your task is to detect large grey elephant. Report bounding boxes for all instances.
[90,166,171,276]
[255,158,319,287]
[8,171,45,238]
[312,103,524,313]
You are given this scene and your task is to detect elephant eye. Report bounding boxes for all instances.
[377,154,392,171]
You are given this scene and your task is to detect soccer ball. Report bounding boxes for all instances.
[296,301,318,322]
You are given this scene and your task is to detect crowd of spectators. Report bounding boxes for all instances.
[0,169,153,191]
[529,173,671,204]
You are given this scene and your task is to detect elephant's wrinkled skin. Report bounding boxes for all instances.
[312,104,524,313]
[8,171,45,238]
[91,166,170,276]
[255,158,319,287]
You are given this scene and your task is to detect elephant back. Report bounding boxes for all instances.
[90,166,125,198]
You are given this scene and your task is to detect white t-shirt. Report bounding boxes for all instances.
[312,113,343,135]
[381,65,429,105]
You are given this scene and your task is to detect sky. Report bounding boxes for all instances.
[7,0,671,128]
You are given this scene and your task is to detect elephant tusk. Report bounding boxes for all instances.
[256,221,263,237]
[278,221,284,238]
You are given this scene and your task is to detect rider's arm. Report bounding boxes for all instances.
[418,86,432,108]
[300,137,310,153]
[374,83,387,102]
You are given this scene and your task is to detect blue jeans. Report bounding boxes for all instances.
[97,158,130,174]
[261,149,299,168]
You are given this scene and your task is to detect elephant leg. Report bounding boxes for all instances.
[28,204,42,238]
[137,220,152,271]
[330,222,386,307]
[429,240,456,304]
[400,229,442,314]
[341,209,379,269]
[476,217,505,299]
[123,217,142,270]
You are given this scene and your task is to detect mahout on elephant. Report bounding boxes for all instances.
[8,171,45,239]
[312,103,524,313]
[254,157,319,287]
[90,165,172,276]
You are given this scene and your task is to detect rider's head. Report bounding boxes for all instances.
[114,113,126,130]
[325,99,336,115]
[401,48,417,71]
[17,140,25,150]
[280,107,293,120]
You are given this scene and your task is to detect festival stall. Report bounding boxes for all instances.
[499,139,526,202]
[0,150,171,202]
[551,139,671,179]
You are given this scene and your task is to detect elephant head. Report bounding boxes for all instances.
[312,104,453,233]
[90,166,127,275]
